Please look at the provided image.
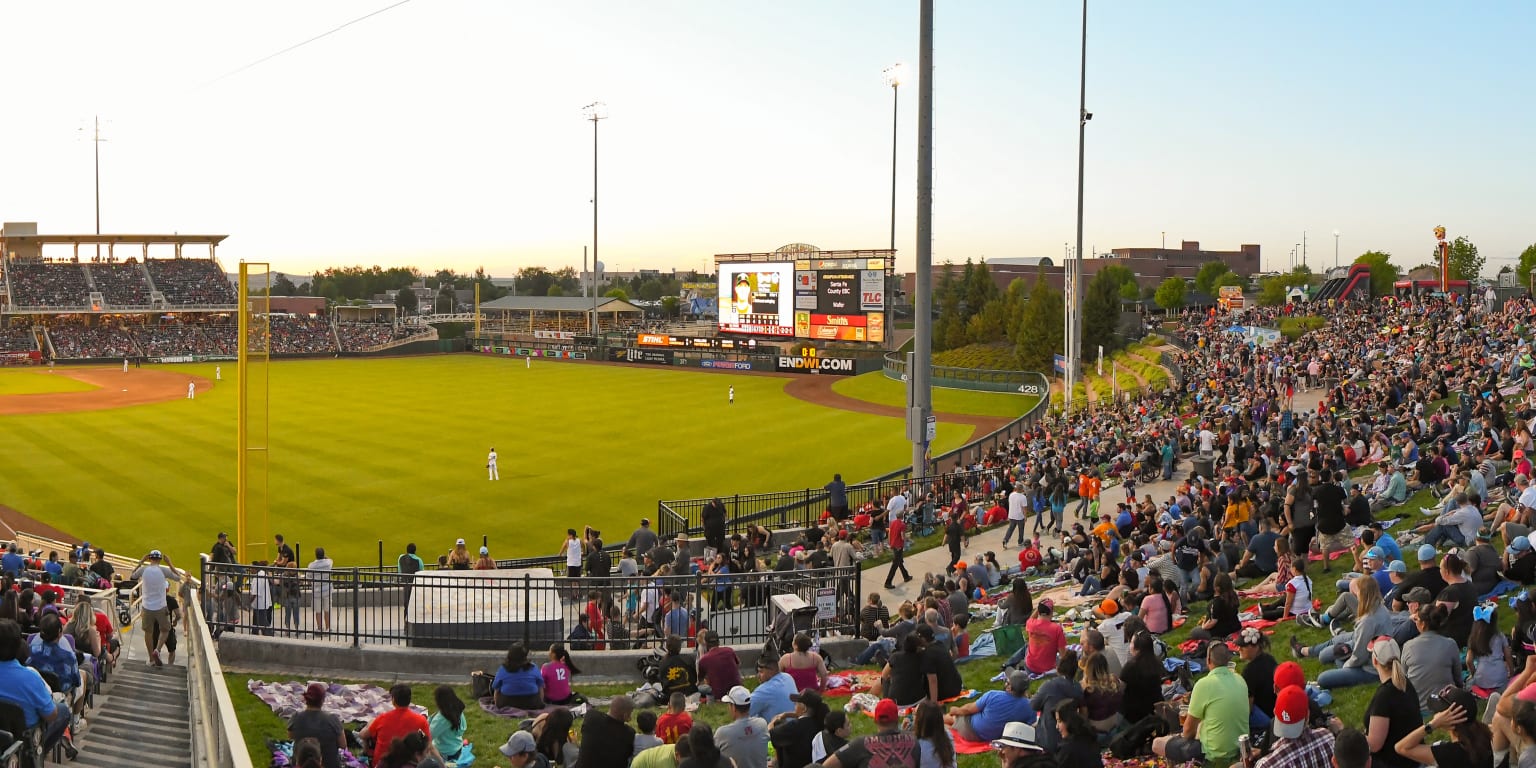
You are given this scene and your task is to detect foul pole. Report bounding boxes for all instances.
[236,263,271,563]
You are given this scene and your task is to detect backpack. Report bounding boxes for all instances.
[1108,714,1170,758]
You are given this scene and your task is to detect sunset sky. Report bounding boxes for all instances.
[0,1,1530,278]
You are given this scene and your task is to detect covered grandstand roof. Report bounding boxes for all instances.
[479,295,642,313]
[1,233,228,246]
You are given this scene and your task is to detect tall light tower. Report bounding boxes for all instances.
[1067,0,1091,414]
[882,63,905,253]
[1333,230,1340,269]
[909,0,934,482]
[583,102,607,337]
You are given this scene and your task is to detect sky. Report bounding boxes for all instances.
[0,2,1531,279]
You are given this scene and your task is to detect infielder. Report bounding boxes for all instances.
[123,358,129,373]
[487,447,499,480]
[729,386,734,405]
[215,366,222,381]
[187,381,196,399]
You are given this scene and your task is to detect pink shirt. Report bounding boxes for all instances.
[541,661,574,703]
[1140,593,1172,634]
[1024,617,1066,675]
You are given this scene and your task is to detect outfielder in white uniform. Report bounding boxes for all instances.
[729,386,734,405]
[186,381,195,399]
[216,366,222,381]
[487,447,499,480]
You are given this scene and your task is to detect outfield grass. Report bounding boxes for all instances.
[831,372,1040,419]
[0,369,100,395]
[0,356,972,566]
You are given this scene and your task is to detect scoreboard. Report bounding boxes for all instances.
[718,252,887,343]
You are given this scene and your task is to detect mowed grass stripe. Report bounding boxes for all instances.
[0,357,967,566]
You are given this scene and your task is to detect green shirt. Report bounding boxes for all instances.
[631,743,678,768]
[1188,665,1249,760]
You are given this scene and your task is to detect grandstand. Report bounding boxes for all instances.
[0,224,436,361]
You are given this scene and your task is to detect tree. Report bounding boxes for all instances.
[965,259,1000,316]
[1153,278,1186,313]
[435,285,455,313]
[1014,272,1063,373]
[1193,261,1232,296]
[966,298,1008,345]
[394,286,418,314]
[1441,236,1484,281]
[270,273,298,296]
[933,263,961,351]
[1118,280,1141,302]
[660,296,680,318]
[638,279,664,302]
[1517,243,1536,289]
[1352,251,1400,297]
[1082,266,1133,356]
[547,285,564,296]
[515,266,555,297]
[1002,278,1029,341]
[1214,271,1246,289]
[604,288,629,301]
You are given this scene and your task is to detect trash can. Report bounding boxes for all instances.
[1191,454,1216,479]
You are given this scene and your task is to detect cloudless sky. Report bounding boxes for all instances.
[0,2,1530,278]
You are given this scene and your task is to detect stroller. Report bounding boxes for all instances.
[763,594,818,659]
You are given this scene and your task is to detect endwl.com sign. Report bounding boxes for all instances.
[776,356,857,375]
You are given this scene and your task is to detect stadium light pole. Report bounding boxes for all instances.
[882,63,905,254]
[1333,230,1340,269]
[910,0,934,484]
[584,102,607,339]
[1067,0,1091,415]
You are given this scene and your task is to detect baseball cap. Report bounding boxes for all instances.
[1274,661,1306,693]
[991,721,1042,752]
[456,538,466,546]
[217,532,228,539]
[1365,547,1385,561]
[1369,635,1401,667]
[1511,536,1533,556]
[1429,685,1479,719]
[873,698,899,724]
[302,682,327,707]
[479,546,489,556]
[1006,669,1030,693]
[723,686,753,706]
[1273,685,1309,739]
[149,550,163,559]
[789,689,823,707]
[1098,598,1119,617]
[1417,544,1438,562]
[1387,560,1407,574]
[1403,586,1433,605]
[500,731,537,757]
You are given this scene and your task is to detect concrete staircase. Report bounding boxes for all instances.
[73,631,192,768]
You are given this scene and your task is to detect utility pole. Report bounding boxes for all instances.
[1068,0,1091,415]
[1302,231,1307,269]
[583,102,607,338]
[84,116,107,260]
[910,0,935,484]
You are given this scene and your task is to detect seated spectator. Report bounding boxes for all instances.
[696,629,741,697]
[288,683,346,768]
[947,669,1036,742]
[359,684,429,767]
[656,692,693,744]
[27,613,84,714]
[0,619,70,755]
[658,634,697,697]
[491,643,545,709]
[429,685,468,764]
[541,643,581,706]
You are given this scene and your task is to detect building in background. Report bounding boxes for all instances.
[902,240,1261,296]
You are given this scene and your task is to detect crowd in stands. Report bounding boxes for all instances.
[271,316,338,354]
[0,326,38,353]
[132,324,218,357]
[48,325,137,359]
[88,261,153,306]
[9,261,90,307]
[145,258,237,305]
[335,322,431,351]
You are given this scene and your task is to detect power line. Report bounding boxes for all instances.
[203,0,416,86]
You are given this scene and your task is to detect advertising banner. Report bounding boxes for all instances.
[533,330,575,341]
[816,271,858,314]
[700,359,753,370]
[610,347,673,365]
[775,355,857,375]
[860,270,884,310]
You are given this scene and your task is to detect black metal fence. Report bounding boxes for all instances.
[200,558,858,650]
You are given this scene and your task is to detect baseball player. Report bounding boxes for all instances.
[729,386,734,405]
[187,381,195,399]
[487,447,499,480]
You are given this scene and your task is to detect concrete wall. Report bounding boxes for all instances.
[216,634,865,681]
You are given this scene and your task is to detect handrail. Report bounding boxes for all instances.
[187,583,257,768]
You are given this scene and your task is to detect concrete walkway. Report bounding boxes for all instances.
[860,472,1191,604]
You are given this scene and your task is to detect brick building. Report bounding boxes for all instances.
[902,240,1261,296]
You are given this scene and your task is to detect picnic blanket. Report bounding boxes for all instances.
[823,671,883,699]
[246,680,427,724]
[267,739,370,768]
[1306,549,1351,562]
[847,690,978,718]
[949,729,994,754]
[477,696,588,719]
[991,669,1056,683]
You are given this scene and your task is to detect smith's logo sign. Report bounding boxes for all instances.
[777,356,855,373]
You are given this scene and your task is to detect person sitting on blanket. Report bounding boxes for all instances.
[542,643,582,706]
[659,634,698,697]
[359,684,430,768]
[429,685,469,765]
[491,642,546,710]
[287,682,346,768]
[946,668,1036,743]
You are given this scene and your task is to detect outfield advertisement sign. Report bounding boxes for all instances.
[775,355,856,375]
[610,347,674,365]
[700,360,753,370]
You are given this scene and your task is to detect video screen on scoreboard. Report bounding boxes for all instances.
[718,262,794,336]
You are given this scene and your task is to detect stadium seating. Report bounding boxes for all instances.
[334,322,431,352]
[89,262,154,306]
[9,261,90,307]
[270,317,337,354]
[132,325,218,357]
[0,327,38,353]
[145,258,236,305]
[48,326,138,359]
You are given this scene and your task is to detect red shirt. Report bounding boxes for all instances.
[888,518,906,550]
[656,711,693,744]
[696,646,742,695]
[367,707,429,766]
[93,610,113,643]
[1019,546,1042,569]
